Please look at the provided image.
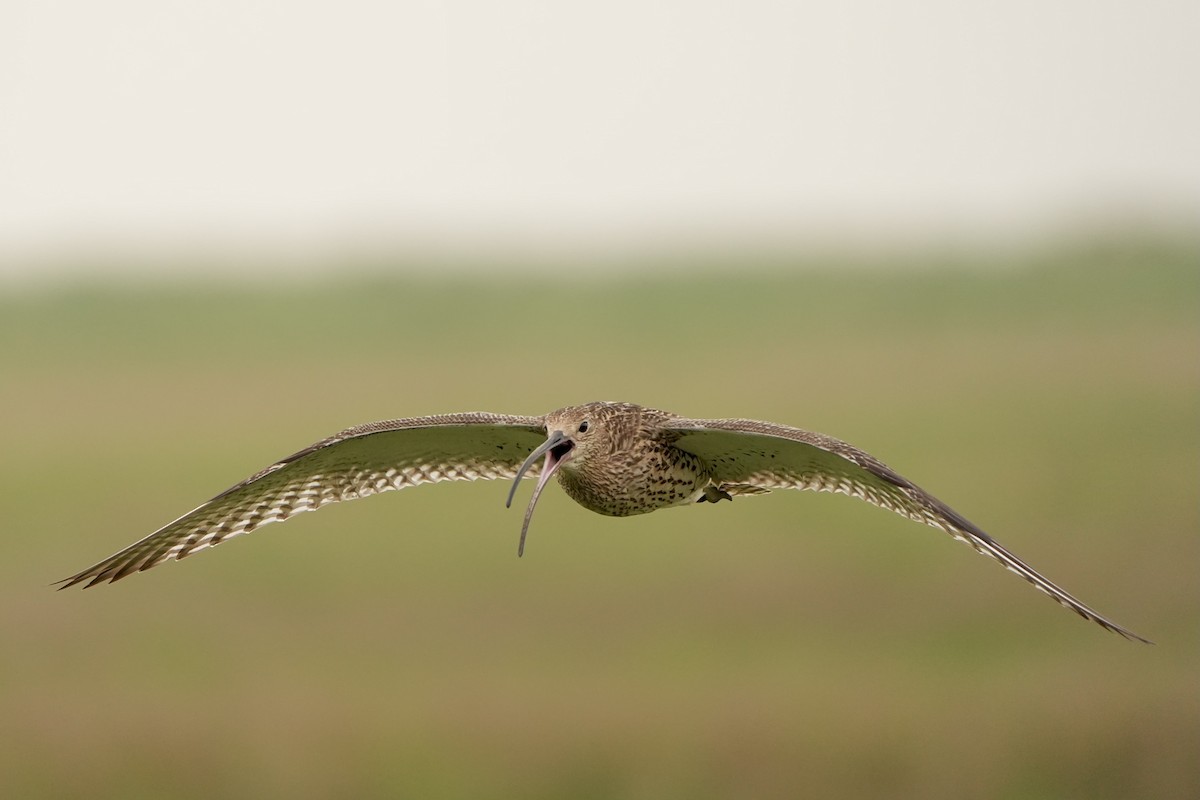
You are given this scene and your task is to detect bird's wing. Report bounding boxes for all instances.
[666,417,1149,642]
[59,413,547,588]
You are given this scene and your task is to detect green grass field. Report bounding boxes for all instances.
[2,240,1197,799]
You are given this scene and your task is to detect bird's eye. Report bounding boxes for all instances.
[578,420,590,433]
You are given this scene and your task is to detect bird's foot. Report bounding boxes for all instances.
[698,485,733,504]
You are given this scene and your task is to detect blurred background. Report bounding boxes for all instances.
[2,2,1197,798]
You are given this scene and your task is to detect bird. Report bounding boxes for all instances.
[58,401,1149,642]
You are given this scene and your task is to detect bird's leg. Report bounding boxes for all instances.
[698,485,733,504]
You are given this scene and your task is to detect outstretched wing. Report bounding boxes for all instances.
[667,418,1149,642]
[59,413,547,588]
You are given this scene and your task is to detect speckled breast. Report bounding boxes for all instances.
[556,444,711,517]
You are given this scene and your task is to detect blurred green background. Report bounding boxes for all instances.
[2,240,1197,799]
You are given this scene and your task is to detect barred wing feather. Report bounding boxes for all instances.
[59,413,547,588]
[666,418,1149,643]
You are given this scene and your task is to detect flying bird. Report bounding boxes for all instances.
[59,401,1148,642]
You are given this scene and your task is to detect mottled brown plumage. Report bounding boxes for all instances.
[59,401,1149,643]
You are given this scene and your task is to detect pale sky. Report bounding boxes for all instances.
[1,1,1197,276]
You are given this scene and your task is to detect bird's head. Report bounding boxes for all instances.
[504,402,635,556]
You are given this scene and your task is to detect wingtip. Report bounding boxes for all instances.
[1114,626,1154,645]
[1086,608,1153,644]
[52,573,94,591]
[54,564,126,590]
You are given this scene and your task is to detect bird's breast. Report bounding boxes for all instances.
[556,445,710,517]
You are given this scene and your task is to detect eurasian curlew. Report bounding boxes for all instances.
[59,401,1149,642]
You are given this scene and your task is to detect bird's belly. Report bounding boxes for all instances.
[573,485,702,517]
[557,454,709,517]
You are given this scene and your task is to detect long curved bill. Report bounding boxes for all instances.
[505,430,573,557]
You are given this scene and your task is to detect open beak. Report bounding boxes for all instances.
[506,430,574,557]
